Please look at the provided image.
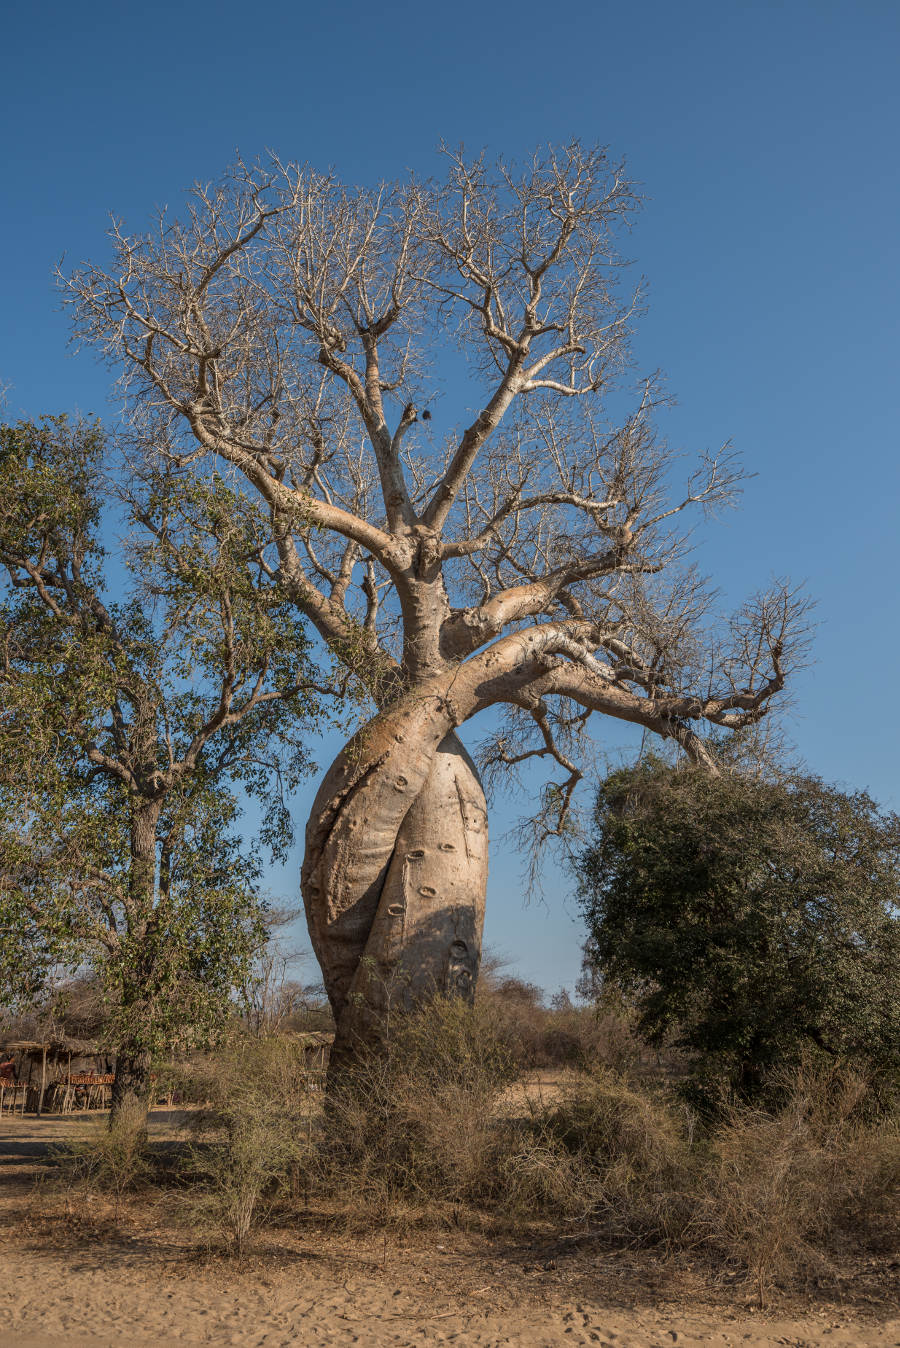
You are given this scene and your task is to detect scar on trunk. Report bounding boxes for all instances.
[454,773,472,859]
[303,749,391,883]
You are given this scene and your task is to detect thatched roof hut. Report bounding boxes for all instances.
[278,1030,333,1070]
[1,1036,114,1114]
[4,1035,101,1057]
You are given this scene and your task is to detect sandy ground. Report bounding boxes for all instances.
[1,1109,898,1348]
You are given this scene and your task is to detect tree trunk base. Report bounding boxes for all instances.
[109,1051,152,1129]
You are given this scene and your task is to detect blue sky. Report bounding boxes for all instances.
[2,1,898,992]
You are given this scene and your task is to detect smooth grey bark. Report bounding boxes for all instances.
[302,710,488,1067]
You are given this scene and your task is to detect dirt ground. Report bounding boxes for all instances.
[1,1107,898,1348]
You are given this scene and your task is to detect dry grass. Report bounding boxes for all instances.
[176,1036,317,1254]
[495,1061,899,1303]
[496,1070,694,1240]
[30,1002,899,1305]
[44,1096,152,1222]
[319,996,516,1224]
[695,1068,900,1301]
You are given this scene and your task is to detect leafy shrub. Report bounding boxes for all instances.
[577,759,900,1110]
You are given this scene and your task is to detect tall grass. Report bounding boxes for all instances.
[40,1097,151,1230]
[497,1060,899,1301]
[316,1002,899,1299]
[696,1067,900,1301]
[321,996,517,1221]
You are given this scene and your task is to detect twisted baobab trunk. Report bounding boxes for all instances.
[301,694,488,1072]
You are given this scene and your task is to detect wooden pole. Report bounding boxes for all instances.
[37,1045,47,1117]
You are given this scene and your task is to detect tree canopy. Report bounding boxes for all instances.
[64,145,809,792]
[61,145,811,1061]
[0,416,332,1102]
[577,759,900,1108]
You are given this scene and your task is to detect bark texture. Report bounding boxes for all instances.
[110,1049,152,1126]
[302,707,488,1063]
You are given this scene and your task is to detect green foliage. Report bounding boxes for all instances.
[0,415,329,1063]
[576,758,900,1109]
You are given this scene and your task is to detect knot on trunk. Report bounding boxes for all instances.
[413,525,442,580]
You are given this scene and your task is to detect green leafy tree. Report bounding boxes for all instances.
[0,416,331,1118]
[576,759,900,1109]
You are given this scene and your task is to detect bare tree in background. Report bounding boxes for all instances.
[241,906,324,1038]
[64,144,809,1071]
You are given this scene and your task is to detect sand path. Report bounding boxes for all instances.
[2,1240,899,1348]
[3,1223,894,1348]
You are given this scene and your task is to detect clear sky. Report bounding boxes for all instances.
[2,1,898,993]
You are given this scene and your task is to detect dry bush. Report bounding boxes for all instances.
[112,998,898,1297]
[489,1060,899,1301]
[476,976,643,1074]
[316,998,899,1293]
[321,996,516,1223]
[497,1069,694,1239]
[493,1133,593,1220]
[695,1066,900,1302]
[320,998,678,1231]
[49,1097,151,1221]
[178,1036,315,1255]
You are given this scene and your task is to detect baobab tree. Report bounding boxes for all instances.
[65,144,808,1070]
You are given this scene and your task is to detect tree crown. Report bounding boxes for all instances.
[64,145,810,832]
[0,415,332,1049]
[577,758,900,1107]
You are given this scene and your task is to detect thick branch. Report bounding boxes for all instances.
[184,407,399,569]
[420,364,526,531]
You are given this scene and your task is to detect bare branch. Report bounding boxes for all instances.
[61,144,804,872]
